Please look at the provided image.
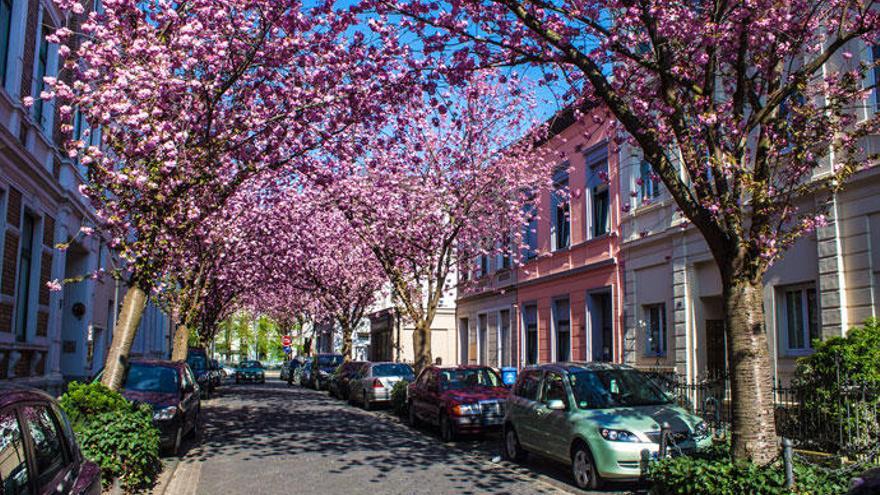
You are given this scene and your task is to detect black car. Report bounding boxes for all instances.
[328,361,367,400]
[0,385,102,495]
[235,360,266,383]
[119,359,202,455]
[186,348,213,398]
[305,354,344,390]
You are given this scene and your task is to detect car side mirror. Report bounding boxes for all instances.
[546,399,566,411]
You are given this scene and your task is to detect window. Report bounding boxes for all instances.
[33,24,51,128]
[0,410,30,495]
[585,147,610,238]
[499,309,511,367]
[541,372,569,408]
[478,254,489,277]
[553,298,571,361]
[639,160,661,203]
[0,0,12,86]
[550,166,570,251]
[478,314,488,365]
[14,213,35,342]
[781,285,819,354]
[644,303,666,356]
[523,304,538,365]
[514,370,542,400]
[21,406,68,490]
[873,45,880,112]
[522,199,538,260]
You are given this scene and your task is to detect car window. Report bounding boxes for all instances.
[183,367,196,390]
[125,364,179,393]
[541,372,569,408]
[186,354,208,372]
[424,371,437,391]
[514,370,542,401]
[439,368,501,390]
[21,406,68,490]
[569,368,671,409]
[372,363,414,378]
[0,410,30,495]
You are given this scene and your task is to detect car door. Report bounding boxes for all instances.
[510,370,544,450]
[20,404,78,495]
[180,366,199,431]
[537,371,573,462]
[1,407,32,495]
[425,371,444,426]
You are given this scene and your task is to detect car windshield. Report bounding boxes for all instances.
[124,364,179,394]
[440,368,501,390]
[373,363,414,378]
[318,355,343,367]
[568,369,672,409]
[240,361,262,369]
[186,355,207,371]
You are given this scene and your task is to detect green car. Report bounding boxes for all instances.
[234,360,266,384]
[503,363,711,490]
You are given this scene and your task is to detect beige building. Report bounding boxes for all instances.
[619,42,880,385]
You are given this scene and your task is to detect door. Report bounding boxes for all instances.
[705,320,726,379]
[510,370,544,449]
[181,367,199,430]
[538,372,572,462]
[0,407,31,495]
[20,404,76,495]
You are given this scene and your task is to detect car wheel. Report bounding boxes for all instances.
[440,413,456,443]
[408,402,420,427]
[571,442,602,490]
[363,392,372,411]
[503,425,527,462]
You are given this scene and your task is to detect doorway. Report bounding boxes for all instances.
[458,318,469,364]
[588,291,613,362]
[705,319,727,378]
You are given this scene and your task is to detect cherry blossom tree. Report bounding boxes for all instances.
[313,71,554,372]
[47,0,412,390]
[368,0,880,461]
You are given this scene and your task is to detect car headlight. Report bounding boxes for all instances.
[599,428,641,442]
[693,421,709,439]
[452,403,481,416]
[153,406,178,421]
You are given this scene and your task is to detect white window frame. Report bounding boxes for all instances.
[550,164,570,252]
[551,297,572,362]
[2,0,27,97]
[476,312,488,365]
[638,160,661,205]
[521,303,539,366]
[778,283,819,357]
[643,303,667,357]
[30,5,60,136]
[584,145,610,240]
[496,308,512,368]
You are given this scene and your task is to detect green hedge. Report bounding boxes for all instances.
[390,380,408,417]
[647,442,855,495]
[59,382,162,492]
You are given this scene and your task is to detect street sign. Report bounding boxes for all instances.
[283,345,291,354]
[282,335,292,346]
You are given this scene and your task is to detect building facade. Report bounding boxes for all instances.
[456,108,624,370]
[1,0,172,392]
[618,41,880,385]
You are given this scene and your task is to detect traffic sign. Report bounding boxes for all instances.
[283,345,291,354]
[282,335,292,346]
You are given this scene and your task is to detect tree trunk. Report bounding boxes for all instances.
[412,320,432,373]
[340,324,353,362]
[171,324,189,361]
[723,275,778,464]
[101,285,149,391]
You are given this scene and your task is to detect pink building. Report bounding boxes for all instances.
[456,107,623,368]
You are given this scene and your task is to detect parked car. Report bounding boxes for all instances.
[186,348,213,398]
[408,365,508,441]
[119,359,202,455]
[304,354,344,390]
[350,362,414,409]
[327,361,365,399]
[293,358,312,386]
[234,360,266,384]
[503,363,711,490]
[209,359,223,388]
[0,385,102,495]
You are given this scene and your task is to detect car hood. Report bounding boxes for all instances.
[576,403,701,434]
[121,390,179,409]
[442,386,509,403]
[236,368,263,372]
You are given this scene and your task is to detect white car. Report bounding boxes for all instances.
[349,362,415,410]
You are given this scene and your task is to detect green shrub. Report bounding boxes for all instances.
[647,444,855,495]
[390,380,408,417]
[59,382,162,492]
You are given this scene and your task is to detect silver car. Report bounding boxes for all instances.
[349,362,415,410]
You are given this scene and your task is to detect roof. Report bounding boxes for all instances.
[0,384,57,410]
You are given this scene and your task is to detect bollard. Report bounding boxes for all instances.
[782,438,795,489]
[659,422,671,458]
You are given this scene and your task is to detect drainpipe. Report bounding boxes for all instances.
[831,191,848,336]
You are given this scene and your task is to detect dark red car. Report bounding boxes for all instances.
[0,385,102,495]
[119,359,202,455]
[407,365,509,442]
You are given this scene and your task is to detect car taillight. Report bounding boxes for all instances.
[372,379,383,388]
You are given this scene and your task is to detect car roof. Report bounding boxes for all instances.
[524,362,635,374]
[0,384,56,410]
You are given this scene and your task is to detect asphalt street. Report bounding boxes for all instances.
[165,377,642,495]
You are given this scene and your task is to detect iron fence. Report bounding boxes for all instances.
[642,368,880,459]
